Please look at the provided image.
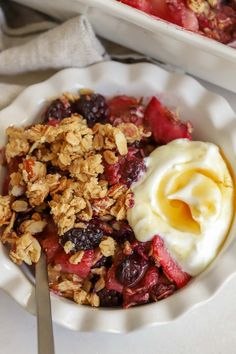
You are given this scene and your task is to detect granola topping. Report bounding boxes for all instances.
[0,90,195,309]
[9,232,41,265]
[0,195,12,226]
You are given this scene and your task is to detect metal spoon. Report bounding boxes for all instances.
[35,252,55,354]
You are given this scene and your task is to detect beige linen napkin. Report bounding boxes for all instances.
[0,1,108,109]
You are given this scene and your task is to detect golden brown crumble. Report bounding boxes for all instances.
[3,111,138,237]
[69,250,85,264]
[99,236,117,257]
[0,195,12,226]
[9,232,41,265]
[0,91,152,308]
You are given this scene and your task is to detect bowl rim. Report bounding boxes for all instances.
[1,61,236,333]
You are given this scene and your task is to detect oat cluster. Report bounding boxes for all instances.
[0,95,149,273]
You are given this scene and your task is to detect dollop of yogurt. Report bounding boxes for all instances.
[127,139,234,276]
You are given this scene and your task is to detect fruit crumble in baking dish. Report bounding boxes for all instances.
[0,91,234,308]
[118,0,236,46]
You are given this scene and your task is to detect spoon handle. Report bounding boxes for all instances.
[35,252,55,354]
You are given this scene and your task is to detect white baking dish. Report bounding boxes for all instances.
[15,0,236,93]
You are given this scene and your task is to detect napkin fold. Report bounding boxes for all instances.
[0,15,107,75]
[0,1,108,109]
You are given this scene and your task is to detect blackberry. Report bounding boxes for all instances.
[98,288,123,307]
[60,224,104,252]
[44,98,72,123]
[115,254,148,287]
[73,93,109,127]
[120,155,145,187]
[105,150,145,187]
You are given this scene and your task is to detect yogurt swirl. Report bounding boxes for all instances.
[127,139,234,276]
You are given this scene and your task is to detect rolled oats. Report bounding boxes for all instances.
[114,130,128,156]
[63,92,80,103]
[87,293,100,307]
[48,264,61,283]
[57,280,81,293]
[9,232,41,265]
[119,123,151,143]
[26,179,50,206]
[69,154,104,182]
[63,240,75,254]
[110,200,126,220]
[11,200,28,212]
[103,150,118,165]
[94,277,105,292]
[92,197,115,217]
[91,266,106,277]
[9,172,25,197]
[69,251,84,265]
[83,279,92,293]
[0,195,12,226]
[92,249,103,266]
[5,127,29,162]
[108,184,128,199]
[1,212,17,245]
[74,289,88,305]
[79,88,94,95]
[117,123,141,143]
[19,219,47,235]
[78,199,93,222]
[99,236,117,257]
[22,159,46,183]
[93,133,104,150]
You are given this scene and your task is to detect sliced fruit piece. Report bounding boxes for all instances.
[152,235,191,288]
[180,7,199,31]
[123,266,159,308]
[151,273,176,301]
[106,265,124,293]
[108,95,144,126]
[144,96,192,144]
[40,223,61,263]
[53,250,94,279]
[41,234,61,263]
[119,0,199,31]
[166,0,199,31]
[118,0,152,14]
[151,0,172,21]
[123,292,149,308]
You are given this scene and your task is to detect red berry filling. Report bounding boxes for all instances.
[144,97,192,144]
[108,95,145,126]
[152,235,191,288]
[104,148,146,187]
[118,0,236,45]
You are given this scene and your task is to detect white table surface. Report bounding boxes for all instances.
[1,78,236,354]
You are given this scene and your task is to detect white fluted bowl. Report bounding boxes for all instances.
[0,62,236,333]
